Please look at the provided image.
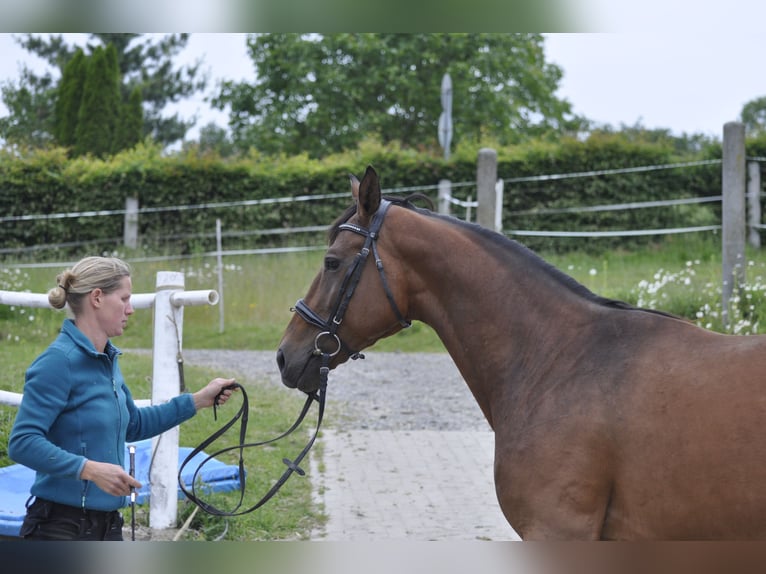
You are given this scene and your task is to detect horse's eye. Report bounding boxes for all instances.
[324,257,341,271]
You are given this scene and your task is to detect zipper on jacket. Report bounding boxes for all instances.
[80,442,88,509]
[112,376,124,461]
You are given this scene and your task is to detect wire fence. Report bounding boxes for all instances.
[2,158,764,268]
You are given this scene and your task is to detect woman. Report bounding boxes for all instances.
[8,256,236,540]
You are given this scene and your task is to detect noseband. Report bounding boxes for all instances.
[292,199,411,361]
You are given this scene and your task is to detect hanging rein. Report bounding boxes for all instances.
[180,199,409,516]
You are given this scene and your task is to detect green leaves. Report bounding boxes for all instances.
[1,34,205,150]
[215,33,582,158]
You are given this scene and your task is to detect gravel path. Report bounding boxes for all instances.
[176,349,492,432]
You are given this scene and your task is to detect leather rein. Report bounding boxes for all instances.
[180,199,409,516]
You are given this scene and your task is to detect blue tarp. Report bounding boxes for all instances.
[0,439,242,537]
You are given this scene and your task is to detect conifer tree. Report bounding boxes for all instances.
[53,48,86,148]
[114,86,144,152]
[74,45,121,157]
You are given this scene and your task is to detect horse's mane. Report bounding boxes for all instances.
[330,194,679,320]
[445,213,682,319]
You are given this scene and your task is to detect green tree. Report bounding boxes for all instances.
[2,33,206,147]
[0,67,56,149]
[74,45,121,158]
[741,96,766,136]
[52,44,144,156]
[183,121,237,158]
[213,33,586,158]
[53,48,87,147]
[86,34,205,144]
[115,86,144,152]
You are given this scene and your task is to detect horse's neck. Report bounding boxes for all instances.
[403,222,594,426]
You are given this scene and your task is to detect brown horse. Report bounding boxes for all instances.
[276,165,766,540]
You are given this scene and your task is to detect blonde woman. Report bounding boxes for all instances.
[9,256,236,540]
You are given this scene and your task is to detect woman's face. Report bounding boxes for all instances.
[95,276,134,338]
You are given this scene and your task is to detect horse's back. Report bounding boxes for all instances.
[607,327,766,539]
[495,316,766,540]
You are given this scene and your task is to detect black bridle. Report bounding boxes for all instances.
[180,199,409,517]
[292,198,411,362]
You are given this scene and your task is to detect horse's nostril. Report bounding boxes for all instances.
[276,348,286,372]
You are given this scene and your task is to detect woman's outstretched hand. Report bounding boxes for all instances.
[192,377,238,411]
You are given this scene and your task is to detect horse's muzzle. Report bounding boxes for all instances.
[275,348,296,388]
[276,347,325,393]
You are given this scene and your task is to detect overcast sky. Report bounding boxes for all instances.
[1,25,765,143]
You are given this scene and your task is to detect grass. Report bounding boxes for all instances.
[2,231,766,539]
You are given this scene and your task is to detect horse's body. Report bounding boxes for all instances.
[277,166,766,540]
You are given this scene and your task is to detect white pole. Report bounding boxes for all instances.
[216,218,225,333]
[0,290,157,310]
[0,290,51,308]
[170,290,219,307]
[0,389,22,407]
[747,161,762,249]
[149,271,185,530]
[494,178,504,233]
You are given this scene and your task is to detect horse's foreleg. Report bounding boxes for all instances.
[494,440,613,540]
[497,492,609,541]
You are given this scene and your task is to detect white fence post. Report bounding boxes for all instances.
[477,148,498,231]
[149,271,185,530]
[148,272,219,531]
[747,161,762,249]
[721,122,747,329]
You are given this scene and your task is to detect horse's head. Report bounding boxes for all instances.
[277,166,412,392]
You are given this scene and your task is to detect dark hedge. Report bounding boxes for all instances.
[1,134,762,259]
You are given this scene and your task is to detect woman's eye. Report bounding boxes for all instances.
[324,258,340,271]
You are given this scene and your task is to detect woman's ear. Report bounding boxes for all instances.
[89,288,103,306]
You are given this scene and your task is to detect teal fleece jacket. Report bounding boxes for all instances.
[8,319,197,511]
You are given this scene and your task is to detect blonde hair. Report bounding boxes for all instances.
[48,256,132,314]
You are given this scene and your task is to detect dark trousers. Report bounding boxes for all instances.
[20,497,124,541]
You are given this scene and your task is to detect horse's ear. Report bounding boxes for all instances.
[355,165,381,222]
[349,173,360,199]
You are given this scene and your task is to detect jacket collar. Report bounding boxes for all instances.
[61,318,123,360]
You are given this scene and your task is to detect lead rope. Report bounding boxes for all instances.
[178,354,330,517]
